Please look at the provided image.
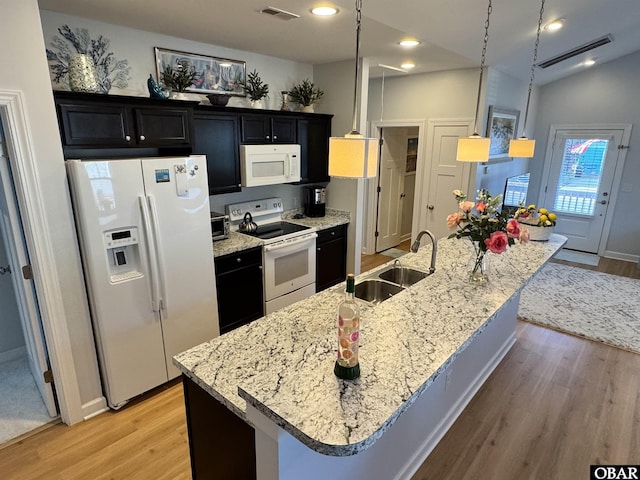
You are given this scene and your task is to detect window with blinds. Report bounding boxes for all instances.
[553,138,608,216]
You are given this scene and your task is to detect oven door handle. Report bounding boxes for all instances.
[264,232,317,252]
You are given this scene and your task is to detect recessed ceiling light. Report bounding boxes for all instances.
[401,63,415,70]
[399,39,421,47]
[311,6,338,16]
[583,59,596,66]
[545,19,564,31]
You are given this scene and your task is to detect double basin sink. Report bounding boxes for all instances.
[354,264,430,305]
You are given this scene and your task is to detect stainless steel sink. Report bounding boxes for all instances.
[378,266,429,287]
[354,279,404,304]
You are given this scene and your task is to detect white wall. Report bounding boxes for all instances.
[314,60,369,274]
[365,67,531,244]
[0,0,103,404]
[40,10,314,110]
[530,50,640,257]
[477,68,537,196]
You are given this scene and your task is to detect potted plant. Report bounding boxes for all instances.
[240,69,269,108]
[160,64,197,99]
[288,79,324,112]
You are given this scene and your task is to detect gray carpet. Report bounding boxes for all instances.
[519,263,640,354]
[0,356,53,445]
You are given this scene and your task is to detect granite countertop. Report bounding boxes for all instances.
[211,209,350,257]
[175,234,566,456]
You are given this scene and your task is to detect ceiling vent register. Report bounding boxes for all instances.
[536,34,613,68]
[260,6,300,20]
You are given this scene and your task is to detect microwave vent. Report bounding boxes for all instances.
[536,34,613,69]
[260,6,300,20]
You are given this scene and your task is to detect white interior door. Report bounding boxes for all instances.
[425,121,472,242]
[376,128,406,252]
[0,154,57,417]
[541,128,625,253]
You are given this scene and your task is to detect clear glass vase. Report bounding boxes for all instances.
[467,242,490,284]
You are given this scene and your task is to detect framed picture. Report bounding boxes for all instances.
[154,47,246,96]
[406,137,418,172]
[485,106,519,162]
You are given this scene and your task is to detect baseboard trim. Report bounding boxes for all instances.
[82,396,108,421]
[603,250,640,264]
[0,346,26,364]
[398,333,517,480]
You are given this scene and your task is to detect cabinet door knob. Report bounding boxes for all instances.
[139,135,146,141]
[266,135,270,140]
[428,205,435,210]
[236,257,242,263]
[331,231,336,236]
[273,135,278,140]
[317,247,321,251]
[125,135,131,142]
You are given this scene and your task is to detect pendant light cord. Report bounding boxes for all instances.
[349,0,363,136]
[520,0,545,137]
[472,0,492,135]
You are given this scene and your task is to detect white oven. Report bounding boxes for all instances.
[263,231,317,314]
[226,197,318,316]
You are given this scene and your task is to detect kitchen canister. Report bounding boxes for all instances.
[68,54,99,93]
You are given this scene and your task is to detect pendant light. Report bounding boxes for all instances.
[456,0,493,162]
[509,0,545,158]
[328,0,378,178]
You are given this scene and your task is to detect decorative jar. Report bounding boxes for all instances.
[68,54,98,93]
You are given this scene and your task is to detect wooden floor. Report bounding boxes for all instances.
[1,250,638,479]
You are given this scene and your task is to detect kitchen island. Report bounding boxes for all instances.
[175,234,566,479]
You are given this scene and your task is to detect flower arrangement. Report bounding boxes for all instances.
[514,204,557,227]
[447,189,529,282]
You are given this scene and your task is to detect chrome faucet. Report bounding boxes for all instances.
[393,258,404,285]
[410,230,437,274]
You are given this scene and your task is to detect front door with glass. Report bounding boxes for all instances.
[541,128,626,253]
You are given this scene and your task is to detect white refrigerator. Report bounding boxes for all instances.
[67,155,219,409]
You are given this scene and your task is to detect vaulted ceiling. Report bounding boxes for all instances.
[38,0,640,85]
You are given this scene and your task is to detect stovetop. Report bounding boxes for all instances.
[226,197,315,244]
[239,221,310,240]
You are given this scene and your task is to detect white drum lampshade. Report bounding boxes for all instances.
[508,137,536,158]
[328,136,378,178]
[456,134,491,162]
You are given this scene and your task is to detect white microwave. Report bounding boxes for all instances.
[240,144,301,187]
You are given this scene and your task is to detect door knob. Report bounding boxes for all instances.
[125,135,131,141]
[599,200,607,204]
[139,135,146,141]
[427,205,435,210]
[602,192,609,196]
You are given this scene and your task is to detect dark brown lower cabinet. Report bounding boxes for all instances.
[316,224,348,292]
[183,376,256,480]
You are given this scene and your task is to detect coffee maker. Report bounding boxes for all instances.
[303,186,326,217]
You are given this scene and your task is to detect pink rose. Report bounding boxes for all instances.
[484,231,508,254]
[475,202,487,213]
[459,201,474,213]
[447,212,464,228]
[506,219,521,238]
[519,227,530,243]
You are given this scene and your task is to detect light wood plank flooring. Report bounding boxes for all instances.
[1,250,638,479]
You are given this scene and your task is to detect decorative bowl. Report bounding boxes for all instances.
[207,94,231,106]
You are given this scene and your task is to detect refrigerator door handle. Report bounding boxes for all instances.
[139,195,162,312]
[147,194,168,311]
